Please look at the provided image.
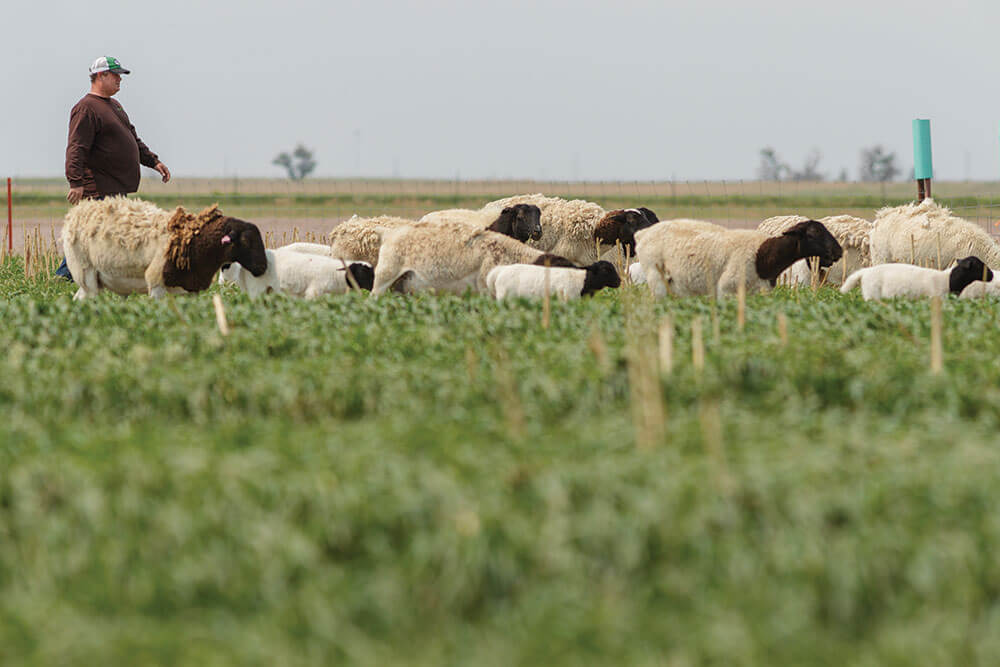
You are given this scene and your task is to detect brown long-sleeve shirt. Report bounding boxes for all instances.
[65,93,160,197]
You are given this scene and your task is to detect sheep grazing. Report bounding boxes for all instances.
[370,221,574,295]
[481,194,612,265]
[418,204,543,243]
[62,197,267,300]
[326,215,415,267]
[594,208,651,256]
[840,256,992,301]
[221,248,373,299]
[757,214,873,286]
[870,199,1000,269]
[635,218,842,298]
[486,261,621,300]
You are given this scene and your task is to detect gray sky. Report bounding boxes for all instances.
[4,0,1000,181]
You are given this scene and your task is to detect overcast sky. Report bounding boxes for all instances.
[4,0,1000,182]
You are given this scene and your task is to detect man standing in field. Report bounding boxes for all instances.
[58,56,171,279]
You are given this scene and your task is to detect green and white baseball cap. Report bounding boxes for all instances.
[89,56,130,75]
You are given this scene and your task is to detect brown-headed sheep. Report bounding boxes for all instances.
[62,197,267,300]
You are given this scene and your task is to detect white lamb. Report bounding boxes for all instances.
[221,248,374,299]
[757,214,873,286]
[486,261,621,300]
[869,199,1000,269]
[634,218,842,298]
[840,256,992,301]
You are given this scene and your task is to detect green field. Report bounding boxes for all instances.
[4,255,1000,665]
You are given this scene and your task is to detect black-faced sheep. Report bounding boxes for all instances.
[635,218,842,297]
[840,256,992,300]
[221,249,374,299]
[486,260,621,300]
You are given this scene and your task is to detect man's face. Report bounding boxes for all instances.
[98,71,122,96]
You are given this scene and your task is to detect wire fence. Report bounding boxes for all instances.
[4,178,1000,257]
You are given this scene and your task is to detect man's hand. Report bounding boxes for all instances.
[67,187,84,205]
[155,162,171,183]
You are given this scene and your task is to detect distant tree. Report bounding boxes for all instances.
[273,144,317,180]
[757,147,788,181]
[859,145,900,183]
[788,148,824,182]
[837,167,849,182]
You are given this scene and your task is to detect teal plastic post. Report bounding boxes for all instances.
[913,119,933,180]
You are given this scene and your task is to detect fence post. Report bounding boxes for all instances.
[913,119,933,200]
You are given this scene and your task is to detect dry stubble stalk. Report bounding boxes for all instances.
[778,312,788,346]
[542,260,551,330]
[698,398,732,493]
[658,315,673,374]
[493,348,525,439]
[587,327,610,374]
[930,295,943,374]
[625,292,665,450]
[692,317,705,373]
[213,294,230,336]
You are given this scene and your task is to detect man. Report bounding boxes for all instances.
[58,56,171,278]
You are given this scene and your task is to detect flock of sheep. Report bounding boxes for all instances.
[59,194,1000,304]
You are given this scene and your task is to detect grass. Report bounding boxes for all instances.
[3,257,1000,665]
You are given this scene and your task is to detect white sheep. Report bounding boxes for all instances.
[370,221,575,295]
[326,215,416,267]
[485,261,621,300]
[481,194,645,265]
[757,214,873,286]
[840,256,992,300]
[869,199,1000,269]
[221,248,374,299]
[62,196,267,300]
[634,218,842,298]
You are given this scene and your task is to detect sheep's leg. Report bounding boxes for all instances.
[145,255,169,299]
[370,258,408,296]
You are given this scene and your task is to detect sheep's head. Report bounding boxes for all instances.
[950,256,993,294]
[594,209,648,255]
[347,262,375,291]
[501,204,543,242]
[636,207,659,229]
[784,220,842,267]
[581,260,621,296]
[221,219,268,277]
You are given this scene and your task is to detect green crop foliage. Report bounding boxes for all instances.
[3,258,1000,665]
